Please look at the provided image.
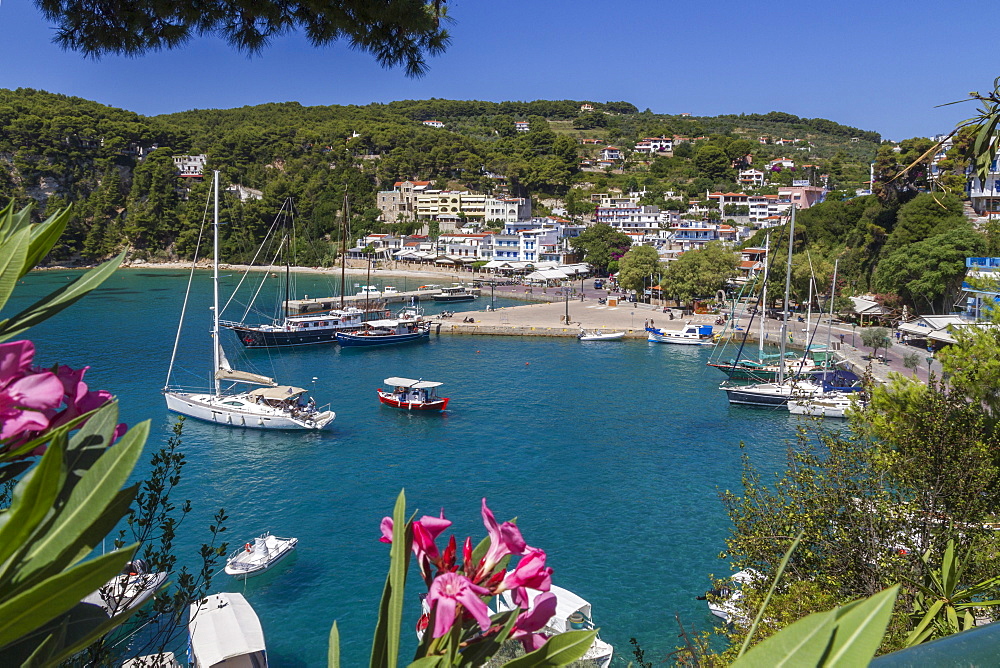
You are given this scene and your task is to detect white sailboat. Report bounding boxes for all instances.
[163,171,335,430]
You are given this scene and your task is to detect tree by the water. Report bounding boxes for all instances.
[569,223,631,275]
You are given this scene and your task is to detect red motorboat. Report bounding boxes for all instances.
[378,377,450,411]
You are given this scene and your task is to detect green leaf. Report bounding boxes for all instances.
[370,490,411,668]
[455,608,519,666]
[0,225,31,315]
[0,546,135,650]
[0,437,65,576]
[825,585,899,666]
[15,421,146,583]
[905,599,944,647]
[387,490,409,668]
[501,629,598,667]
[63,402,121,494]
[731,609,837,668]
[407,657,446,667]
[0,251,125,342]
[23,207,71,279]
[329,620,340,668]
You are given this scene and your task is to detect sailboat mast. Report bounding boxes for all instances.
[826,258,839,354]
[759,233,769,360]
[284,199,291,319]
[212,170,221,398]
[778,205,796,385]
[340,191,348,310]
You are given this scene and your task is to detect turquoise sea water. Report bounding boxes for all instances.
[13,269,803,666]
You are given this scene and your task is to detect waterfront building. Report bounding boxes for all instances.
[377,182,530,227]
[594,204,665,241]
[377,180,432,222]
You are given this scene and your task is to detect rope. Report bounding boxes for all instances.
[164,196,209,390]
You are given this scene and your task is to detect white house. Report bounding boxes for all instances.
[738,169,765,188]
[600,146,622,161]
[422,120,445,128]
[173,154,207,177]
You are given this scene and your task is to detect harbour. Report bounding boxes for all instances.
[13,267,807,666]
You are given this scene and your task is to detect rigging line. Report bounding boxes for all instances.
[219,203,286,317]
[164,192,210,390]
[729,226,788,370]
[239,237,285,324]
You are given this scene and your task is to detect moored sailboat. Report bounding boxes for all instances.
[163,172,335,430]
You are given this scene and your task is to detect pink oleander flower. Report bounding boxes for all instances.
[425,572,492,638]
[511,591,557,652]
[500,548,552,595]
[0,341,63,441]
[380,512,452,560]
[478,498,526,577]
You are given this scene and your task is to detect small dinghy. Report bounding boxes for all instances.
[578,329,625,341]
[225,532,297,579]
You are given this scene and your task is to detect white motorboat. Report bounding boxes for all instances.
[646,322,716,345]
[788,391,863,418]
[225,532,298,579]
[188,593,267,667]
[163,172,335,431]
[82,559,167,618]
[496,585,613,667]
[578,329,625,341]
[702,569,759,627]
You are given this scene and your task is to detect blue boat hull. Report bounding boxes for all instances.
[336,330,430,347]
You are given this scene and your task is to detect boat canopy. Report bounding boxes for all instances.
[364,319,402,328]
[384,377,443,389]
[248,386,308,400]
[189,593,265,667]
[498,584,592,634]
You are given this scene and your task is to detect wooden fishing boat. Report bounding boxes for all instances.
[377,377,449,411]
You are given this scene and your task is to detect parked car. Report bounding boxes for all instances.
[593,279,604,290]
[766,308,793,320]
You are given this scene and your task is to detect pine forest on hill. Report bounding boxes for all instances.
[0,87,989,315]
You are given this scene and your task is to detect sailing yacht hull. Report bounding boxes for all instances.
[164,392,335,430]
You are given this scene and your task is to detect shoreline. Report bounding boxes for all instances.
[36,259,486,283]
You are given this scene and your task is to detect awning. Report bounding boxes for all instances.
[527,269,570,281]
[189,594,266,667]
[384,377,443,389]
[435,258,456,264]
[248,385,307,400]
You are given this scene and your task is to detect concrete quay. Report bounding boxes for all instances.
[430,298,943,386]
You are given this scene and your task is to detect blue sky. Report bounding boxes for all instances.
[0,0,994,140]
